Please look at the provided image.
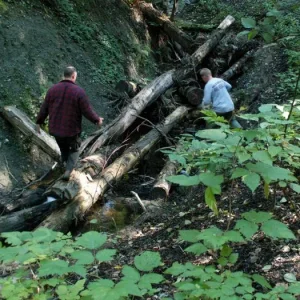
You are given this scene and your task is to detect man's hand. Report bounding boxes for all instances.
[97,117,104,127]
[36,124,41,134]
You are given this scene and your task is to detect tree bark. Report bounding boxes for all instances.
[151,160,178,200]
[174,15,235,82]
[80,70,174,155]
[82,15,234,156]
[221,49,255,81]
[0,201,58,233]
[1,106,60,161]
[178,86,203,106]
[138,2,193,53]
[38,106,190,232]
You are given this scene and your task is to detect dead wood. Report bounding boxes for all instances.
[1,106,60,160]
[0,201,58,233]
[81,15,235,156]
[138,2,193,53]
[38,106,190,232]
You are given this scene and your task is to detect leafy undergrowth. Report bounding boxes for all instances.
[0,104,299,299]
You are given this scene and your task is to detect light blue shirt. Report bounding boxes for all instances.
[202,78,234,113]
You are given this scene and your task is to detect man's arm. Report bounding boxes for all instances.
[36,93,50,133]
[201,83,213,108]
[79,92,103,126]
[223,80,232,91]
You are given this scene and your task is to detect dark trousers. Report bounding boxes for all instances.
[216,111,242,129]
[54,135,81,172]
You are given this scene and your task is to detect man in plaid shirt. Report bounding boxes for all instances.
[36,66,103,180]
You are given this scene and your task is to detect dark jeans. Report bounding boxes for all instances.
[54,135,81,172]
[216,111,242,129]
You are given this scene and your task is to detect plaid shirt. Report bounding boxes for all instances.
[36,80,100,137]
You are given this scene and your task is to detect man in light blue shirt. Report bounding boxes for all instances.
[199,68,242,129]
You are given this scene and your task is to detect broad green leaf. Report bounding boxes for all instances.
[246,162,297,182]
[231,168,250,179]
[75,232,107,250]
[290,183,300,193]
[241,17,256,28]
[32,228,57,243]
[268,146,282,157]
[252,274,272,289]
[266,9,281,17]
[165,262,191,276]
[83,280,114,299]
[71,250,94,265]
[122,266,140,283]
[220,245,233,257]
[242,211,272,223]
[166,175,201,186]
[205,187,218,215]
[243,172,261,193]
[252,151,273,165]
[39,259,69,277]
[228,253,239,264]
[237,30,250,38]
[169,154,186,167]
[248,29,259,40]
[196,129,227,141]
[261,220,296,240]
[279,293,297,300]
[234,220,258,239]
[217,257,228,266]
[223,230,244,242]
[134,251,162,272]
[237,152,251,163]
[287,282,300,294]
[68,264,87,277]
[179,230,201,243]
[185,243,207,255]
[199,173,224,187]
[139,273,164,289]
[96,249,116,262]
[115,280,143,297]
[262,32,274,43]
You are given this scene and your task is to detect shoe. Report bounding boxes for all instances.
[62,170,72,181]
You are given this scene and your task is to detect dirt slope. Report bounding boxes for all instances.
[0,0,155,194]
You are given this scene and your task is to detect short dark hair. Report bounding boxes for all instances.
[64,66,77,78]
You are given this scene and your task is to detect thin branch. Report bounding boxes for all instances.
[284,68,300,138]
[131,191,147,212]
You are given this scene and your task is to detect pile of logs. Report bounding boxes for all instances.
[0,3,257,233]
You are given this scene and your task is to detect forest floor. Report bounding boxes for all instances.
[0,0,299,295]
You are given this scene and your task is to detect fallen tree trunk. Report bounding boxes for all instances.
[178,86,203,106]
[1,106,60,160]
[174,15,235,82]
[151,160,177,200]
[138,2,193,53]
[38,106,190,232]
[82,15,235,156]
[221,49,255,81]
[81,70,174,155]
[0,201,58,233]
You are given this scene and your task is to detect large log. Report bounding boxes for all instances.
[38,106,190,232]
[81,70,174,155]
[0,201,58,233]
[174,15,236,82]
[138,2,193,53]
[151,160,177,200]
[221,49,255,81]
[82,15,235,156]
[1,106,60,160]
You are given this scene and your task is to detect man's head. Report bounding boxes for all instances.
[200,68,213,83]
[64,66,77,82]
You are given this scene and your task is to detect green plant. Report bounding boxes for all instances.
[0,212,298,299]
[165,104,300,215]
